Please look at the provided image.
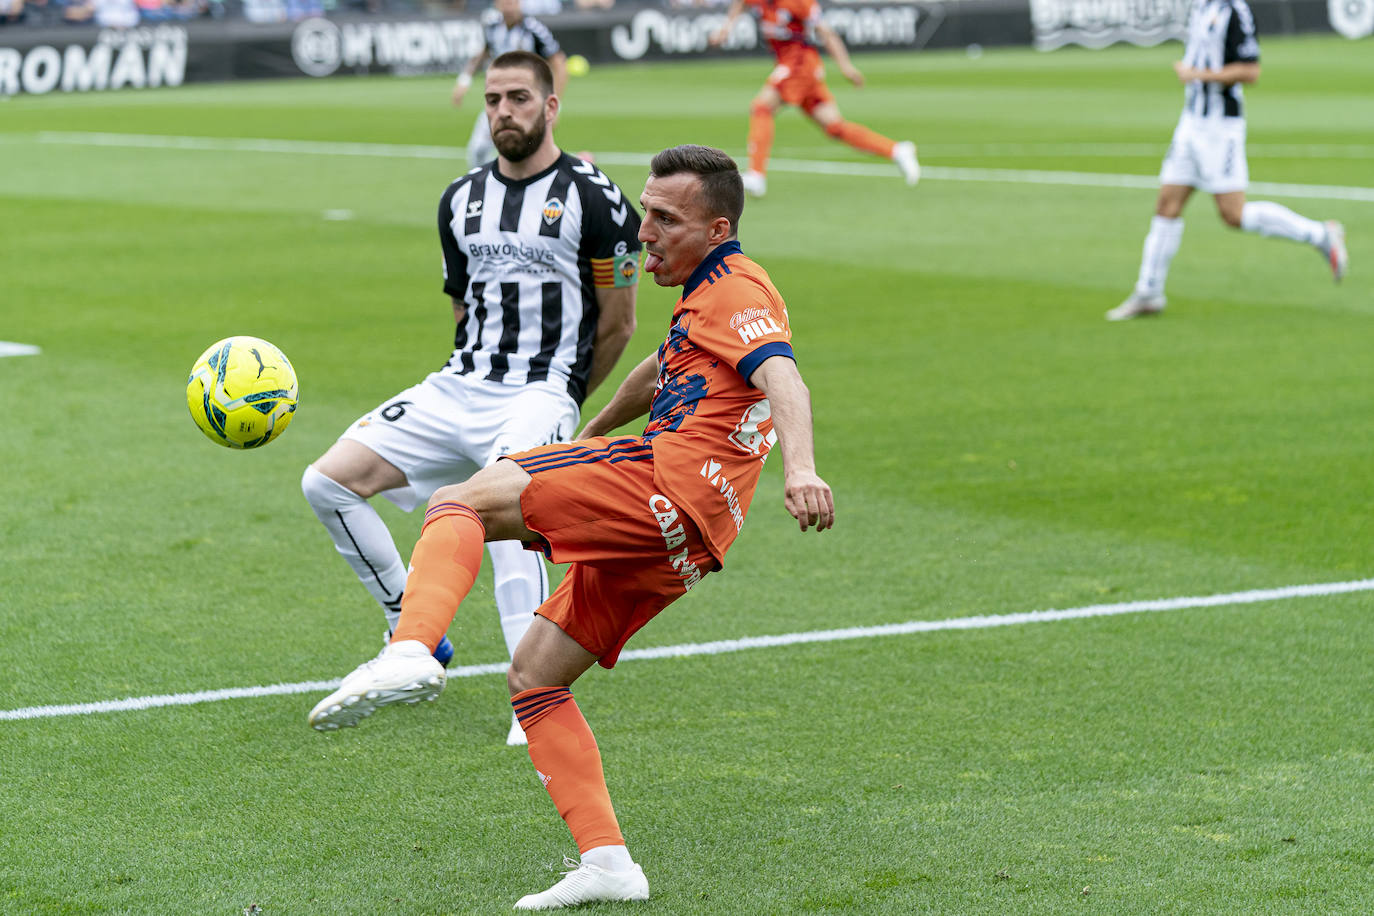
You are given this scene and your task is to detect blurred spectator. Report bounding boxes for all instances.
[573,0,612,8]
[519,0,559,14]
[1,0,25,25]
[63,0,96,22]
[95,0,139,25]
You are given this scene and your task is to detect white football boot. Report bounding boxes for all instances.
[741,170,767,198]
[1105,293,1166,321]
[513,858,649,910]
[893,141,920,186]
[1323,220,1348,282]
[308,640,445,731]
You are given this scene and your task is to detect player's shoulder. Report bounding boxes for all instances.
[691,247,782,306]
[560,153,637,220]
[441,163,490,196]
[480,7,501,24]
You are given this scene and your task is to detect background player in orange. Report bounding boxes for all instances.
[710,0,919,197]
[308,145,834,909]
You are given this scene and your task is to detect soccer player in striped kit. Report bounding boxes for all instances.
[1108,0,1348,320]
[308,145,834,908]
[301,51,640,746]
[452,0,568,168]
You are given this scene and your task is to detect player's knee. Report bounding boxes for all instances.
[1220,209,1243,229]
[302,464,358,510]
[750,100,773,118]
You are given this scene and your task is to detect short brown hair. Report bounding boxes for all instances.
[649,145,744,236]
[489,50,555,98]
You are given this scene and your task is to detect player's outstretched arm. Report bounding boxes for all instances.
[710,0,748,46]
[750,355,834,532]
[580,351,659,438]
[452,50,488,106]
[584,286,638,399]
[1173,59,1260,85]
[817,22,863,87]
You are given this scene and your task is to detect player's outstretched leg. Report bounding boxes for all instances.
[1239,202,1347,282]
[309,499,486,730]
[308,640,445,731]
[893,141,920,186]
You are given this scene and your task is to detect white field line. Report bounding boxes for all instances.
[29,132,1374,204]
[0,341,42,357]
[4,577,1373,722]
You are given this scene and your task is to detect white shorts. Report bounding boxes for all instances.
[340,372,580,512]
[1159,115,1249,195]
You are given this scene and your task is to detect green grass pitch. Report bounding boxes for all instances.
[2,35,1373,913]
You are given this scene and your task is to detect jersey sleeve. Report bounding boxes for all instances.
[691,271,794,385]
[576,163,643,289]
[438,179,469,300]
[1224,0,1259,63]
[526,17,562,57]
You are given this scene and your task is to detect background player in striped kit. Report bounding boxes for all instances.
[301,51,640,746]
[709,0,919,198]
[452,0,567,168]
[1108,0,1348,320]
[307,145,834,909]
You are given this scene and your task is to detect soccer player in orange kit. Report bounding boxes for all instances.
[710,0,919,197]
[308,145,835,909]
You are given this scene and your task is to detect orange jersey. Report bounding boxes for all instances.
[643,241,792,564]
[748,0,824,72]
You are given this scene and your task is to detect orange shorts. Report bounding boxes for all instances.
[767,62,833,112]
[508,436,717,668]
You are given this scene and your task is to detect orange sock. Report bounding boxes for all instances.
[391,501,484,651]
[747,102,774,175]
[513,687,624,853]
[824,120,896,159]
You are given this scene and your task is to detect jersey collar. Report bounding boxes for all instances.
[682,240,742,300]
[491,151,567,189]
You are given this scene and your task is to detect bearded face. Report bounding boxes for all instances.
[492,108,547,163]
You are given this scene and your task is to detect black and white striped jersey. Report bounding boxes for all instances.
[1180,0,1260,120]
[480,9,561,62]
[437,153,642,405]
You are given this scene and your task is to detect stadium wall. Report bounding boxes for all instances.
[0,0,1356,97]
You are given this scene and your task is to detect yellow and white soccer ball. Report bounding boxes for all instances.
[186,336,298,449]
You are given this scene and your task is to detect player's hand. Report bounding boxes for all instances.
[843,65,864,88]
[1172,60,1198,82]
[708,27,728,47]
[783,470,834,532]
[451,85,468,107]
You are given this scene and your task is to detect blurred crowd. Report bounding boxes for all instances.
[0,0,715,26]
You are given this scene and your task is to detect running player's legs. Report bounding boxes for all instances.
[745,80,783,189]
[803,88,917,184]
[1110,123,1200,319]
[467,109,495,166]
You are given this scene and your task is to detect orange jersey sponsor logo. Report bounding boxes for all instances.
[643,241,792,562]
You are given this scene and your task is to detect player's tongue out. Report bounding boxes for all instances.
[644,252,663,272]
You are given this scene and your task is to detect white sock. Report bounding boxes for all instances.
[1134,215,1184,298]
[301,465,407,629]
[1241,200,1327,248]
[487,539,549,658]
[581,845,634,872]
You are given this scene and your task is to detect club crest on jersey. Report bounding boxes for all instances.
[466,199,483,219]
[542,197,565,225]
